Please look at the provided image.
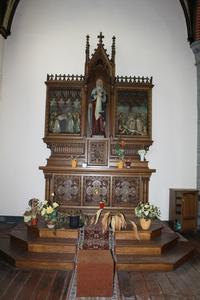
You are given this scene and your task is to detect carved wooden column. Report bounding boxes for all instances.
[44,173,53,201]
[141,177,149,203]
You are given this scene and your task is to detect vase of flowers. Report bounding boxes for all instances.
[40,200,59,228]
[115,140,125,168]
[135,201,161,230]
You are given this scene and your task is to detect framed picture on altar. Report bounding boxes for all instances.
[114,87,152,140]
[45,83,85,137]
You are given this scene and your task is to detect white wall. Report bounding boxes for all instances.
[0,0,197,219]
[0,35,5,99]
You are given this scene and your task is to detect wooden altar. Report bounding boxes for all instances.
[39,33,155,214]
[0,34,194,275]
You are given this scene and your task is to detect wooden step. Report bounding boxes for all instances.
[10,230,77,253]
[115,223,163,240]
[115,232,178,255]
[116,242,194,271]
[0,222,194,272]
[28,224,79,239]
[28,238,77,253]
[0,237,75,270]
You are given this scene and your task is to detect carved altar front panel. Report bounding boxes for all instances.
[83,176,110,206]
[40,167,154,212]
[53,175,81,206]
[112,176,140,207]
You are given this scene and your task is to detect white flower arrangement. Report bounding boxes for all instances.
[40,200,59,224]
[135,202,160,220]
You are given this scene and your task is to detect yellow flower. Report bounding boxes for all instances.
[53,202,59,208]
[47,206,54,214]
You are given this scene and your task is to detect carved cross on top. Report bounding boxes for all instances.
[98,32,104,44]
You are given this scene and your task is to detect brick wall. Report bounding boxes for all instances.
[195,0,200,40]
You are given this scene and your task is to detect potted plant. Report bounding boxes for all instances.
[135,201,161,230]
[25,198,40,226]
[115,140,125,168]
[90,208,126,231]
[90,208,140,239]
[40,200,59,228]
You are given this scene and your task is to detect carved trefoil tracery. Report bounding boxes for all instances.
[112,176,140,206]
[53,175,81,206]
[83,176,110,206]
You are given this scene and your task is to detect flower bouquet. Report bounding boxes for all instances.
[135,202,160,220]
[135,201,161,230]
[40,200,59,227]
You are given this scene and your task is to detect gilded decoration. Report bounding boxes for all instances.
[83,176,110,206]
[53,175,81,206]
[112,177,140,206]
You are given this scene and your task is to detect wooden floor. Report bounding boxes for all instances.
[1,224,200,299]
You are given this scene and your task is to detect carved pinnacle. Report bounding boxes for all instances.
[85,34,90,61]
[111,35,116,61]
